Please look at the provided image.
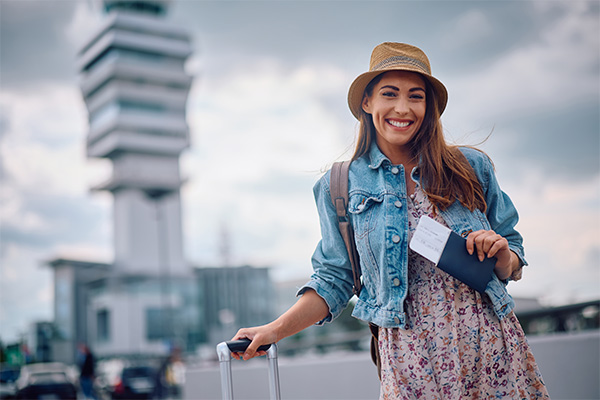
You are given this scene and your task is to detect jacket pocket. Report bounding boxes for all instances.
[348,193,384,302]
[348,194,383,239]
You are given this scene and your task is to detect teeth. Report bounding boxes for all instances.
[388,120,410,128]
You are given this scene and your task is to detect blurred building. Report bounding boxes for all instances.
[79,0,191,275]
[63,0,195,361]
[27,322,54,363]
[47,259,110,363]
[195,266,275,347]
[516,299,600,335]
[45,258,273,363]
[43,0,274,364]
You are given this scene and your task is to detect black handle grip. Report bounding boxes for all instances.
[226,339,271,353]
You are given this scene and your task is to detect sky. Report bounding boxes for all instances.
[0,0,599,343]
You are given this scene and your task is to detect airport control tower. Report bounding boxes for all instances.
[46,0,274,362]
[77,0,192,276]
[47,0,202,358]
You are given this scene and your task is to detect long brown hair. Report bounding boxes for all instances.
[351,73,487,212]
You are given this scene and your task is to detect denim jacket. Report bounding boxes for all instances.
[299,144,527,328]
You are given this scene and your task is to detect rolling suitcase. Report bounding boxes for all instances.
[216,339,281,400]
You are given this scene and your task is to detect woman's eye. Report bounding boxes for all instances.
[410,94,424,100]
[382,91,397,97]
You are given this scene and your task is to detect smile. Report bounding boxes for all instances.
[387,119,412,128]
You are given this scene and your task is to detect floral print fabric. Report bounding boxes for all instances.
[379,185,549,399]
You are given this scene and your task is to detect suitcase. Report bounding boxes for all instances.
[216,339,281,400]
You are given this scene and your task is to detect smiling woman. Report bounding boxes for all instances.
[232,42,550,399]
[360,71,427,165]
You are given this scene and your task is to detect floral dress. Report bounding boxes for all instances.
[378,184,549,399]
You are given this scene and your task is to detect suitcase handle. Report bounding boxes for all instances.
[216,341,280,400]
[226,339,271,353]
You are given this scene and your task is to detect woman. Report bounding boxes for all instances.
[232,42,549,399]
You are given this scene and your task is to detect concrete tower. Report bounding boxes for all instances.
[47,0,272,361]
[77,0,192,276]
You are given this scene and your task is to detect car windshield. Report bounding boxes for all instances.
[122,367,154,379]
[29,372,68,384]
[0,368,20,383]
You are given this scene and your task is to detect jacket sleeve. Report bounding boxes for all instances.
[296,171,356,324]
[465,148,528,278]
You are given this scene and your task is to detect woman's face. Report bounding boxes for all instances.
[361,71,427,163]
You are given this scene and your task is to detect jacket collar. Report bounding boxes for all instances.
[367,143,390,170]
[366,143,421,181]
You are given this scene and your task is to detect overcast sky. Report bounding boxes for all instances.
[1,0,598,343]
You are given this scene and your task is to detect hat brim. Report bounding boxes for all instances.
[347,68,448,120]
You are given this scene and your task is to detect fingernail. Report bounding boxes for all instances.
[243,353,250,360]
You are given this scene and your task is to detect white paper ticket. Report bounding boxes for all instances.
[409,215,452,265]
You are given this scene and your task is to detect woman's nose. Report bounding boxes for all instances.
[393,97,410,114]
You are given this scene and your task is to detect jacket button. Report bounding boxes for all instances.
[392,278,400,286]
[391,167,399,174]
[394,316,401,324]
[394,200,402,208]
[392,235,401,243]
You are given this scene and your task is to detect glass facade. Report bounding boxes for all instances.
[54,270,73,340]
[97,309,110,343]
[146,308,169,341]
[195,266,275,346]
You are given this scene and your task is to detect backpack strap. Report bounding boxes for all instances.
[330,161,362,296]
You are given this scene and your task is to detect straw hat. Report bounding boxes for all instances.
[347,42,448,119]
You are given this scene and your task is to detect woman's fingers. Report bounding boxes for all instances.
[466,230,517,280]
[230,328,253,360]
[466,230,506,261]
[243,337,262,360]
[230,327,273,360]
[487,236,508,259]
[467,230,487,261]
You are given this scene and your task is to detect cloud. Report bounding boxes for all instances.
[0,81,112,341]
[442,9,493,49]
[182,59,352,275]
[0,0,80,89]
[0,84,104,193]
[64,1,102,50]
[442,0,599,178]
[448,2,598,119]
[503,170,600,304]
[0,243,53,341]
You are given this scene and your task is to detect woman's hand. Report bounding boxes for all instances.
[231,323,279,361]
[466,229,519,280]
[229,288,329,361]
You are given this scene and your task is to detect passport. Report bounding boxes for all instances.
[409,215,495,293]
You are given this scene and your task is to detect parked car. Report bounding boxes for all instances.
[93,359,122,400]
[0,364,20,399]
[15,363,77,400]
[110,365,157,400]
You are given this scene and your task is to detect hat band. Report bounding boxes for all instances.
[372,55,430,75]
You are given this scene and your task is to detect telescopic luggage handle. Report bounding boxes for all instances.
[216,339,281,400]
[223,339,272,353]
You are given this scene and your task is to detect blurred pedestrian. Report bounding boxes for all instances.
[231,42,550,399]
[154,347,184,400]
[154,355,169,400]
[166,348,184,399]
[78,343,97,400]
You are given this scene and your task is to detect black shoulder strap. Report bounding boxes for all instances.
[330,161,362,296]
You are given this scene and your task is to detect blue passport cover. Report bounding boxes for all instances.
[437,231,496,293]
